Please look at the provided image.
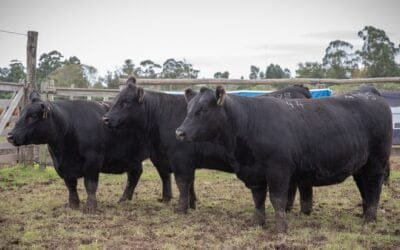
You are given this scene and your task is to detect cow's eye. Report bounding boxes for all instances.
[27,115,37,124]
[195,108,207,116]
[123,100,132,107]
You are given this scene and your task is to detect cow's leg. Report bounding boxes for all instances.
[119,164,143,203]
[285,179,297,212]
[174,172,194,214]
[299,185,313,215]
[83,174,99,213]
[358,158,387,224]
[153,164,172,203]
[353,173,367,215]
[360,174,384,223]
[266,166,291,233]
[251,186,267,226]
[189,181,197,209]
[64,178,80,209]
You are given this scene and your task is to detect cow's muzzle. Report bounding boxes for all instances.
[7,133,17,146]
[102,116,110,125]
[175,129,186,141]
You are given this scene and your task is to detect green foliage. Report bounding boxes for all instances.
[37,50,64,83]
[357,26,400,77]
[47,63,90,88]
[0,60,26,82]
[65,56,81,65]
[265,63,290,78]
[249,65,260,79]
[214,71,229,79]
[296,62,326,78]
[121,59,138,76]
[139,60,161,78]
[0,67,10,81]
[105,71,120,89]
[160,58,199,79]
[322,40,358,78]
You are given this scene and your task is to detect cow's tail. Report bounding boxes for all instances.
[384,161,390,186]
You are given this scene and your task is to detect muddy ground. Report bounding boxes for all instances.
[0,158,399,249]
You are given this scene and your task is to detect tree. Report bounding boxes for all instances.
[47,63,90,88]
[6,60,26,82]
[214,71,229,79]
[37,50,64,82]
[0,67,10,81]
[122,59,136,76]
[93,77,105,89]
[322,40,357,78]
[105,71,120,89]
[66,56,81,65]
[82,65,98,85]
[357,26,400,77]
[296,62,326,78]
[249,65,260,79]
[161,58,199,79]
[139,60,161,78]
[265,63,290,78]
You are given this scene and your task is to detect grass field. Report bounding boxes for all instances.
[0,160,399,249]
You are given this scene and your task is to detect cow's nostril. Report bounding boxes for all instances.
[175,129,186,140]
[6,133,14,143]
[102,116,110,124]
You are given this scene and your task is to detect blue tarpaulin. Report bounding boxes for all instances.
[166,88,332,99]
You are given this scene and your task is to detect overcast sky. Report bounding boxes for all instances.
[0,0,399,78]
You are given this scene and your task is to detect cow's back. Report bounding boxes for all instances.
[237,93,392,186]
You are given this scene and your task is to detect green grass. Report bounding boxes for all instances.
[0,161,399,249]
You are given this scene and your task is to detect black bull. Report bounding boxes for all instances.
[103,78,312,214]
[7,92,168,212]
[176,86,392,233]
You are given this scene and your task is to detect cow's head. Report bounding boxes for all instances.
[103,77,146,129]
[176,86,228,143]
[7,91,55,146]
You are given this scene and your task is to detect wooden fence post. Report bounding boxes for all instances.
[20,30,38,166]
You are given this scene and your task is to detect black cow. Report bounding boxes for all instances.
[103,77,312,219]
[263,84,312,99]
[176,85,392,233]
[7,92,171,212]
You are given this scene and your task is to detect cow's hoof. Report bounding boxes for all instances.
[275,222,288,234]
[118,196,131,203]
[68,201,80,210]
[300,208,312,215]
[300,202,312,215]
[157,197,172,203]
[189,201,196,209]
[83,200,98,214]
[83,206,98,214]
[174,207,188,214]
[252,212,266,227]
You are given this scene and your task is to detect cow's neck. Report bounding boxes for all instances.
[223,96,253,152]
[145,91,185,135]
[46,103,70,150]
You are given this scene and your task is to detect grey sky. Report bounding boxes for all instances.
[0,0,399,78]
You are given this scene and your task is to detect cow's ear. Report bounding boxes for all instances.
[216,86,226,106]
[29,91,42,103]
[184,88,196,103]
[40,103,51,119]
[137,87,145,104]
[126,76,136,86]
